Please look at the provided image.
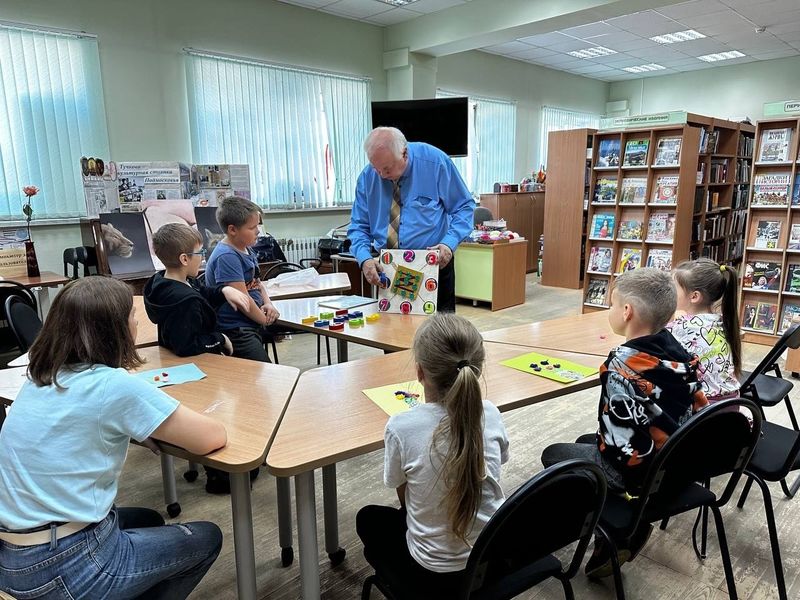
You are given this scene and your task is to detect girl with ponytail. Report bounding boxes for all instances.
[667,258,742,402]
[356,313,509,591]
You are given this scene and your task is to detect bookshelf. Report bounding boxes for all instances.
[542,128,596,289]
[739,116,800,345]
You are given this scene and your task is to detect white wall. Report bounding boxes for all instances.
[608,56,800,121]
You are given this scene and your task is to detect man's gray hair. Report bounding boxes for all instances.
[613,267,676,330]
[364,127,407,160]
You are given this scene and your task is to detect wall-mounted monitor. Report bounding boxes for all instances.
[371,97,468,157]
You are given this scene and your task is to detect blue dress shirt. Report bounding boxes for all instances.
[347,142,474,266]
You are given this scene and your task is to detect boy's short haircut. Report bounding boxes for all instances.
[216,196,262,231]
[613,267,676,330]
[152,223,203,268]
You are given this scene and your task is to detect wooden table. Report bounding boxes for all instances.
[267,343,600,599]
[455,240,528,311]
[265,272,350,300]
[272,296,426,361]
[0,347,300,600]
[4,271,71,317]
[133,295,158,348]
[482,310,623,357]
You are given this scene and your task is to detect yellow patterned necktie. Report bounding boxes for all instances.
[386,180,401,249]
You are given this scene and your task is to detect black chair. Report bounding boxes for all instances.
[76,246,97,277]
[362,459,607,600]
[595,398,761,600]
[63,247,79,280]
[474,206,493,226]
[5,295,42,352]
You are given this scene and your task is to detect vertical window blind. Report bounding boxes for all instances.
[185,50,371,210]
[437,90,516,196]
[0,23,109,220]
[539,106,600,168]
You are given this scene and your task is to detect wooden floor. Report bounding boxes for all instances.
[116,276,800,599]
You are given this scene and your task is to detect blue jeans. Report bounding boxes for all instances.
[0,507,222,599]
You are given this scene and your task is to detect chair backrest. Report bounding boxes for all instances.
[460,459,607,597]
[741,324,800,391]
[629,398,762,527]
[5,295,42,352]
[0,281,37,314]
[474,206,493,226]
[63,247,78,279]
[75,246,97,277]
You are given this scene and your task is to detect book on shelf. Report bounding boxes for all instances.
[696,162,706,184]
[703,214,727,240]
[593,177,618,203]
[786,264,800,293]
[780,303,800,333]
[587,246,613,273]
[618,219,644,241]
[646,249,672,271]
[738,133,754,158]
[735,159,751,183]
[654,137,682,166]
[709,159,728,183]
[789,224,800,250]
[623,139,649,167]
[744,260,782,290]
[590,213,616,239]
[646,212,676,242]
[757,127,792,162]
[754,220,782,249]
[619,177,647,203]
[793,179,800,206]
[617,247,641,273]
[585,278,609,306]
[756,302,778,333]
[699,129,719,154]
[752,173,791,206]
[652,175,679,203]
[597,139,621,167]
[733,184,750,210]
[706,191,720,211]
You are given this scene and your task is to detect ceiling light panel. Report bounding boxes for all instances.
[568,46,618,59]
[650,29,706,44]
[622,63,666,73]
[697,50,746,62]
[375,0,419,5]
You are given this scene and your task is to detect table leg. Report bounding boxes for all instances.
[336,339,348,363]
[231,471,257,600]
[296,470,321,600]
[276,476,294,566]
[322,464,345,566]
[159,454,181,518]
[31,286,50,320]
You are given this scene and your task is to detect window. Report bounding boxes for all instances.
[0,23,109,220]
[437,90,516,196]
[539,106,601,167]
[185,50,371,210]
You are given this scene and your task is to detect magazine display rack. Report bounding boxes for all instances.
[739,116,800,344]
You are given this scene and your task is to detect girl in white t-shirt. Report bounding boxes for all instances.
[667,258,741,402]
[357,313,509,595]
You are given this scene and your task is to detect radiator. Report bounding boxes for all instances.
[277,236,322,264]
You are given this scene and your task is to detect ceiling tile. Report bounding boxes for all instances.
[509,46,560,60]
[605,37,661,52]
[657,0,731,19]
[482,40,535,55]
[324,0,392,18]
[362,7,420,24]
[569,63,618,74]
[675,10,748,29]
[768,20,800,36]
[544,38,603,53]
[628,46,691,61]
[402,0,465,14]
[607,10,682,37]
[516,32,574,47]
[671,37,733,54]
[601,53,648,66]
[750,48,800,60]
[278,0,339,7]
[559,22,621,40]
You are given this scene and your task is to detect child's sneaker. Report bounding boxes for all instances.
[585,540,630,579]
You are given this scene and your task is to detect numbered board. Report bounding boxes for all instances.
[377,249,440,315]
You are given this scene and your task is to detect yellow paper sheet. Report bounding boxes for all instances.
[363,380,426,416]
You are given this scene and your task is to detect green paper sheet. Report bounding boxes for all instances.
[500,351,598,383]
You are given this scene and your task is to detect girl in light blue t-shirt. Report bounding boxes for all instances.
[0,277,227,600]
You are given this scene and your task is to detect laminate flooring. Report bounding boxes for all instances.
[116,276,800,599]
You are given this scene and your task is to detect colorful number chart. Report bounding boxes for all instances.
[377,249,440,315]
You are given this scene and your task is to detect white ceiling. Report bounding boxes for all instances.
[278,0,800,80]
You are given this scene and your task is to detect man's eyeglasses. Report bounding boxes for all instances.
[186,249,207,258]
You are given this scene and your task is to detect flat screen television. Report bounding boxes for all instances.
[371,97,468,157]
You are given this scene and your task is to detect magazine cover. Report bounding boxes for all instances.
[597,139,621,168]
[743,260,781,290]
[617,219,643,241]
[755,302,778,333]
[618,248,641,273]
[588,246,613,273]
[590,214,615,239]
[793,179,800,206]
[785,264,800,293]
[754,220,782,249]
[651,175,679,203]
[752,173,791,206]
[585,278,609,306]
[742,302,758,329]
[646,249,672,271]
[789,224,800,250]
[780,303,800,333]
[593,177,618,203]
[758,127,792,162]
[623,139,649,167]
[654,137,682,166]
[619,177,647,203]
[646,212,675,242]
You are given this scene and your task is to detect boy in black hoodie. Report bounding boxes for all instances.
[144,223,252,493]
[541,268,708,578]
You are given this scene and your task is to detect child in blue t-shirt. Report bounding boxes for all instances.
[205,196,280,361]
[0,277,227,600]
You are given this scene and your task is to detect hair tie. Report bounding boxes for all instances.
[720,265,726,272]
[456,360,470,370]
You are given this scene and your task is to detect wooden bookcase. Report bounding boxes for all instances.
[542,128,596,289]
[739,116,800,345]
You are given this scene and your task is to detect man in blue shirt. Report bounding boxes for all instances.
[348,127,474,312]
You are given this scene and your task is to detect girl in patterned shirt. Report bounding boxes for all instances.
[667,258,741,402]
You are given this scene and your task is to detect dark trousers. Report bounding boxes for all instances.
[437,258,456,313]
[356,505,465,599]
[222,326,271,363]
